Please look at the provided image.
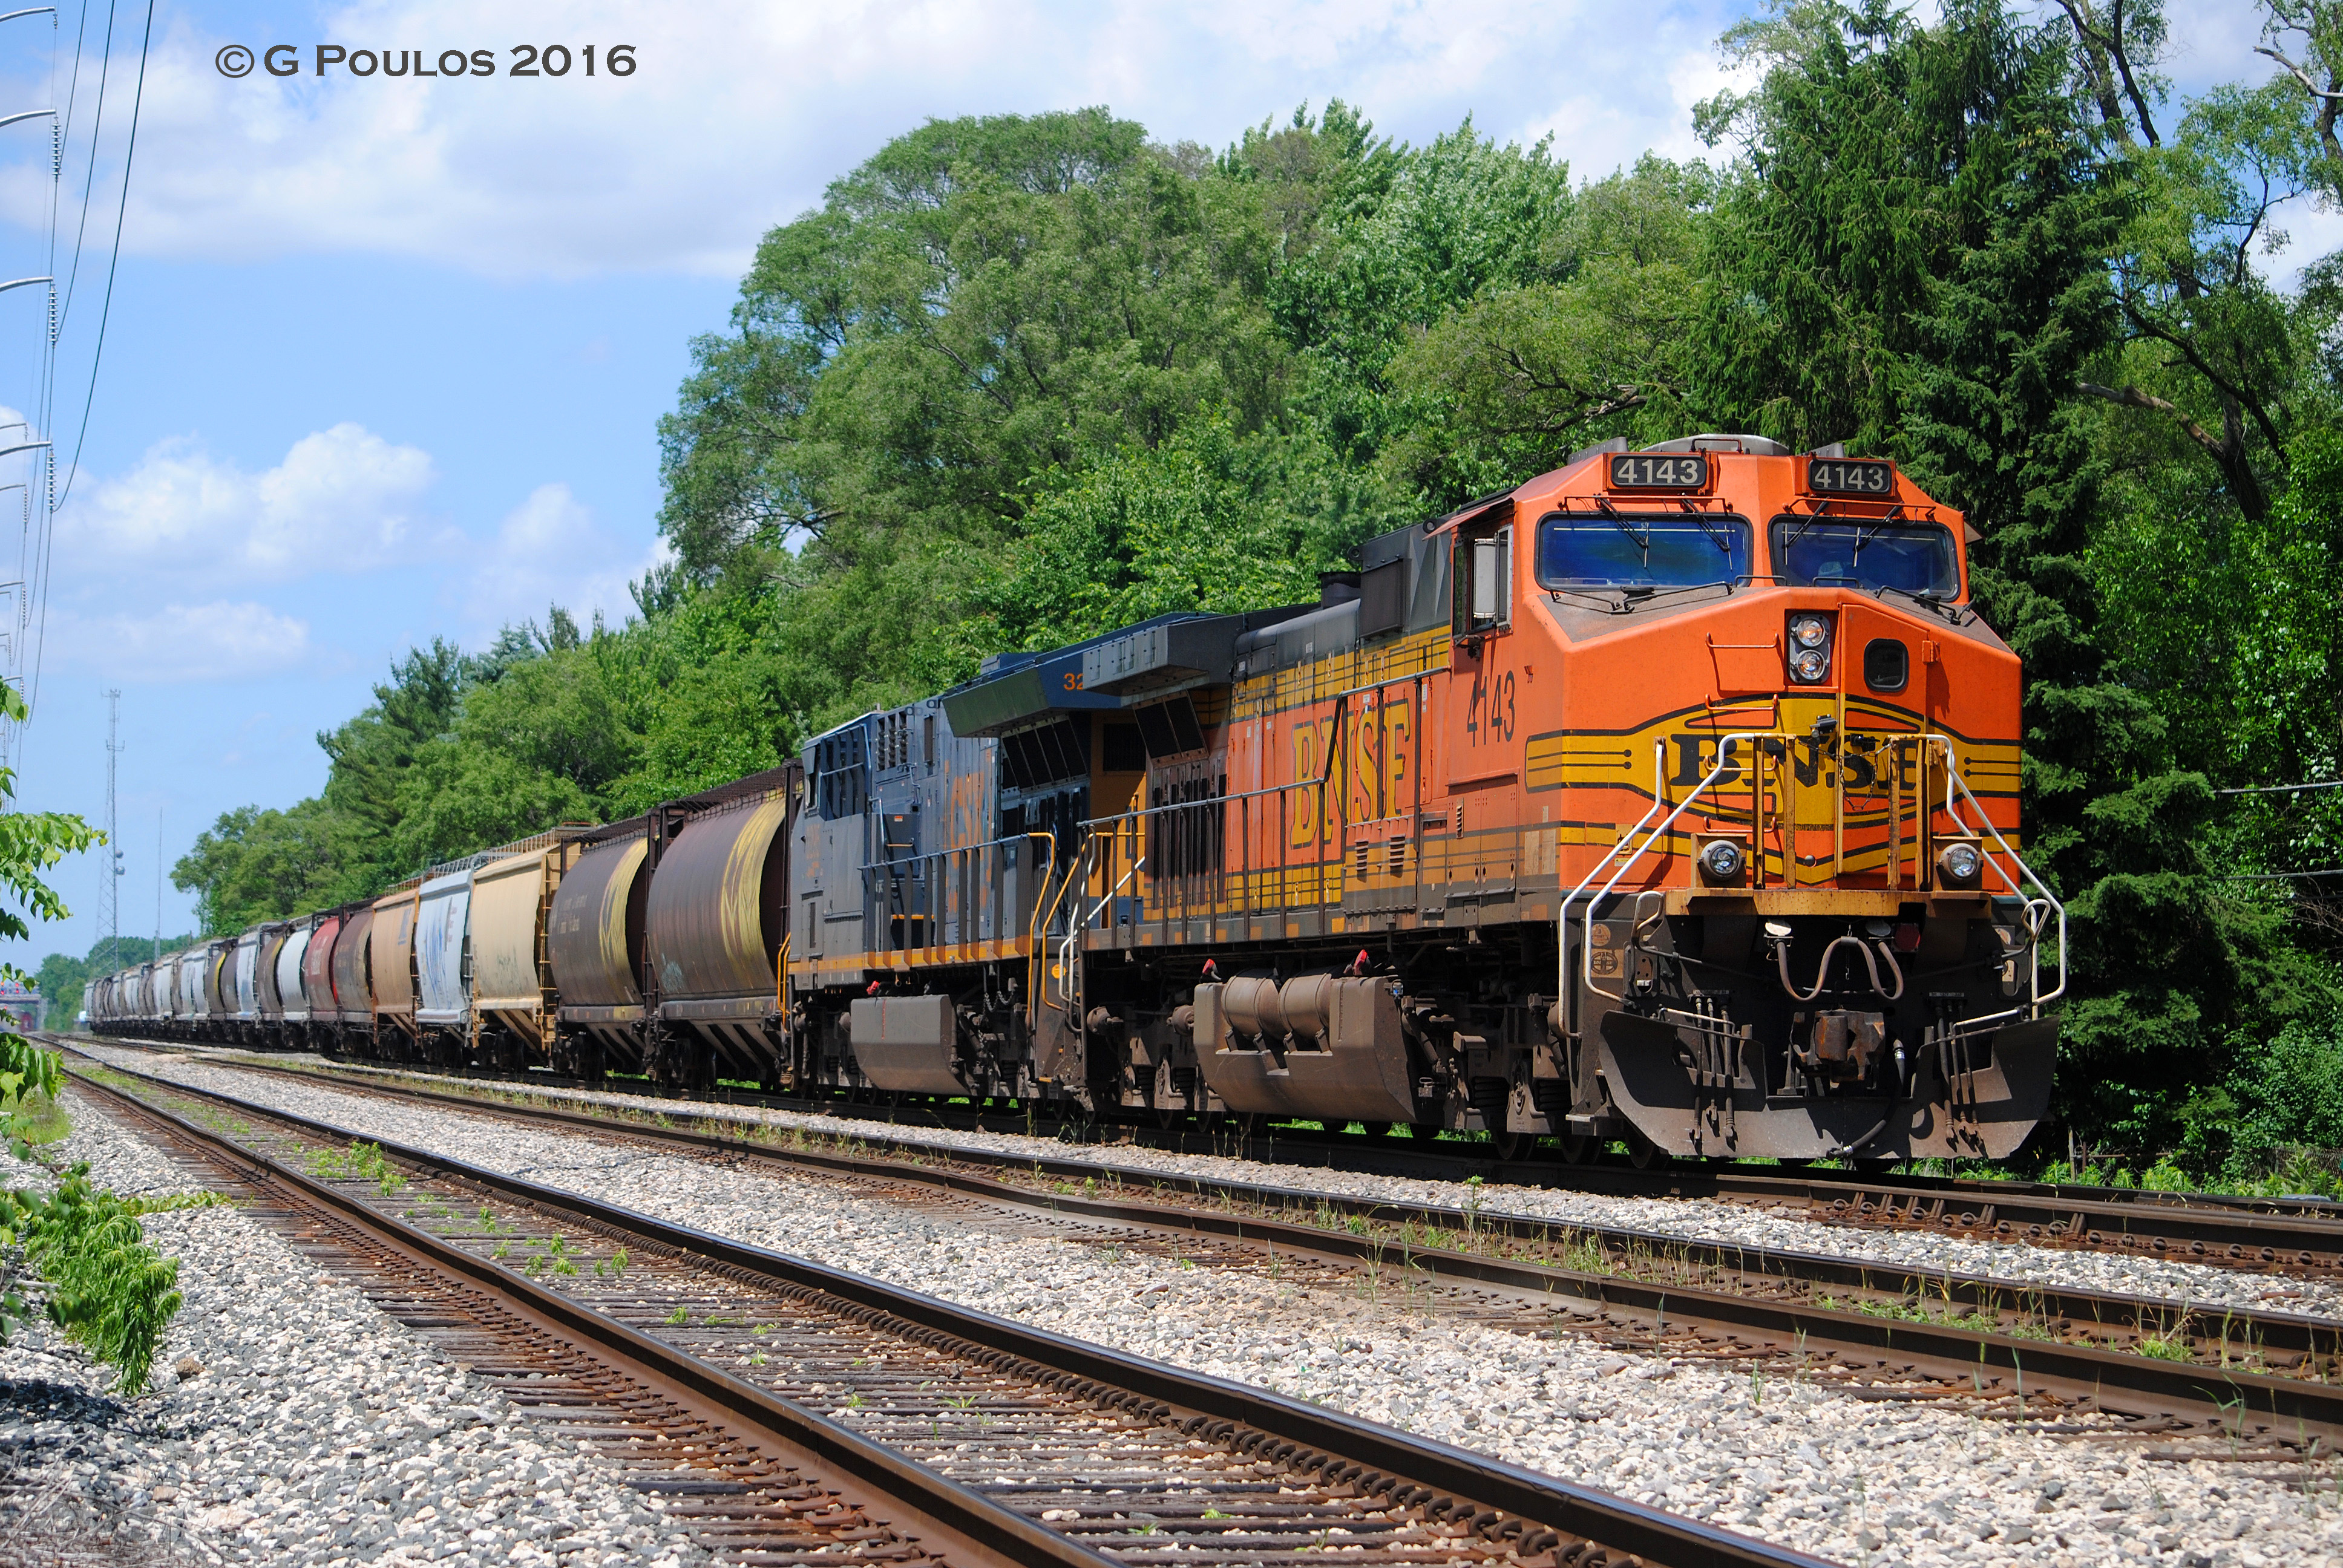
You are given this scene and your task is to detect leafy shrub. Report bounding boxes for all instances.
[0,1163,185,1394]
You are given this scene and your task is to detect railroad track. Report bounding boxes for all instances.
[77,1033,2343,1276]
[68,1045,2343,1457]
[63,1057,1831,1568]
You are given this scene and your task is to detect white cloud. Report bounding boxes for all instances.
[58,422,438,586]
[0,0,1753,280]
[458,480,665,638]
[48,600,314,682]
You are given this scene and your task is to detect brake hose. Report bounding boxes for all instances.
[1777,933,1906,1002]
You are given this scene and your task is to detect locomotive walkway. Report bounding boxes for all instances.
[67,1054,1831,1568]
[68,1042,2343,1452]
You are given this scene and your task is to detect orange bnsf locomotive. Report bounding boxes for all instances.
[94,434,2062,1165]
[784,433,2062,1162]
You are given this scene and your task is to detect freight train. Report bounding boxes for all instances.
[90,435,2064,1163]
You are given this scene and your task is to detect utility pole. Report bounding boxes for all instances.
[101,690,122,961]
[153,805,162,959]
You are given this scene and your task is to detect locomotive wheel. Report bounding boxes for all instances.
[1625,1129,1670,1170]
[1357,1121,1393,1140]
[1492,1131,1536,1162]
[1556,1131,1593,1165]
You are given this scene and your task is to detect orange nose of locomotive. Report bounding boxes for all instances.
[1519,437,2054,1162]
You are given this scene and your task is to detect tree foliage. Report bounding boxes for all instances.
[133,2,2343,1172]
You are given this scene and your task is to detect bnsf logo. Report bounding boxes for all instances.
[1666,734,1893,791]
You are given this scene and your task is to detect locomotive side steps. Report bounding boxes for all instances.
[69,1047,2343,1450]
[67,1054,1832,1568]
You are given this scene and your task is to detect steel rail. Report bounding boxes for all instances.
[143,1036,2343,1272]
[68,1054,1830,1568]
[72,1050,2343,1452]
[71,1033,2343,1265]
[64,1067,1121,1568]
[99,1044,2343,1374]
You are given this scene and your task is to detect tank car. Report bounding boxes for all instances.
[546,775,796,1091]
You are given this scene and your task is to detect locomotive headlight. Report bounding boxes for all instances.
[1698,839,1746,884]
[1936,841,1984,887]
[1786,613,1833,683]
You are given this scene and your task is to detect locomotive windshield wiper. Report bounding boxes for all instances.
[1870,581,1965,624]
[1546,578,1737,614]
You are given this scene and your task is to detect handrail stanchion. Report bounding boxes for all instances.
[1939,749,2068,1008]
[1564,737,1765,1006]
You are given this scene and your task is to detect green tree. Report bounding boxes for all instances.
[1686,0,2286,1146]
[33,953,86,1028]
[972,417,1403,652]
[316,640,469,887]
[658,109,1283,580]
[173,800,350,933]
[0,684,97,1120]
[1380,155,1716,502]
[1268,114,1576,468]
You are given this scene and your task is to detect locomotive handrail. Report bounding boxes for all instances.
[1021,834,1066,1020]
[855,830,1060,965]
[1941,758,2068,1010]
[1055,848,1145,1011]
[1565,736,1757,1006]
[1562,731,2066,1024]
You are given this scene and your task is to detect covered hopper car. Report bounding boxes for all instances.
[94,436,2063,1162]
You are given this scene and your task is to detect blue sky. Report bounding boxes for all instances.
[0,0,2307,977]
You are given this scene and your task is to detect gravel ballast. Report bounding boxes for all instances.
[1,1088,713,1567]
[174,1047,2343,1323]
[78,1048,2343,1568]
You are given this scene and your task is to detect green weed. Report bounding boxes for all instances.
[0,1163,183,1394]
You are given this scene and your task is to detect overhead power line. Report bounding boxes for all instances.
[2220,868,2343,881]
[2217,779,2343,797]
[52,0,149,512]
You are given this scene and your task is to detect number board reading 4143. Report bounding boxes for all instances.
[1807,458,1895,495]
[1607,454,1706,489]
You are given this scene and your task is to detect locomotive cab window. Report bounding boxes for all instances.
[1536,512,1751,589]
[1770,518,1959,598]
